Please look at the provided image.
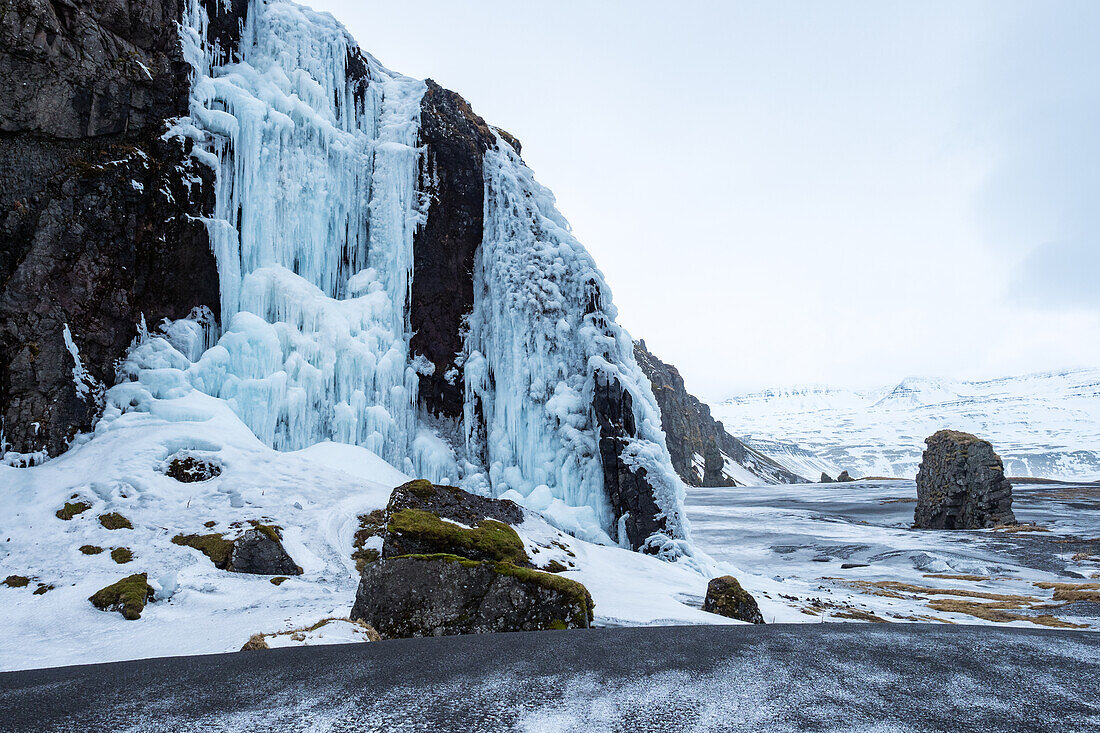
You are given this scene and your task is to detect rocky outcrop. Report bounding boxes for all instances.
[914,430,1016,530]
[702,575,764,624]
[0,0,222,461]
[837,470,855,483]
[351,480,594,638]
[633,341,806,486]
[820,472,835,484]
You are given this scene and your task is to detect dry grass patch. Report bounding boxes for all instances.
[992,523,1048,533]
[241,618,381,650]
[833,609,889,623]
[927,598,1088,629]
[923,574,990,582]
[848,580,1035,603]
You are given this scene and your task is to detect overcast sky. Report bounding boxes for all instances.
[311,0,1100,400]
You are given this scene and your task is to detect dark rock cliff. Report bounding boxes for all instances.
[0,0,223,460]
[633,340,806,486]
[410,80,501,421]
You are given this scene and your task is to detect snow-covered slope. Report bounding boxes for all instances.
[0,373,728,671]
[715,370,1100,481]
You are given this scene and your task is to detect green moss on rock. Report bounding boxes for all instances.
[111,547,134,564]
[98,513,133,530]
[79,545,104,555]
[387,508,528,565]
[3,575,30,588]
[89,573,155,620]
[33,583,54,595]
[172,532,233,569]
[491,562,594,627]
[270,576,289,586]
[56,501,91,520]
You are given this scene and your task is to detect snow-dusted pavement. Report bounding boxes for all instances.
[2,624,1096,732]
[688,480,1100,629]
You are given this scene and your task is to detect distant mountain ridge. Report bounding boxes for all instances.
[714,369,1100,482]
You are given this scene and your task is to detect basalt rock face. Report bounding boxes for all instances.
[593,373,670,549]
[633,340,805,486]
[409,81,501,421]
[914,430,1016,530]
[0,0,222,460]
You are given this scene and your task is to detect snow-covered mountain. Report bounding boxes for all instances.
[714,370,1100,481]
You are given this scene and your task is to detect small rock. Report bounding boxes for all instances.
[820,473,835,484]
[837,470,855,482]
[229,528,302,576]
[165,455,221,483]
[841,563,870,569]
[702,575,765,624]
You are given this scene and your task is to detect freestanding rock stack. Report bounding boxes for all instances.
[914,430,1016,529]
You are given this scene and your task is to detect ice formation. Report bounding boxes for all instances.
[116,0,690,545]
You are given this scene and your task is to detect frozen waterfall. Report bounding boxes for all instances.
[137,0,689,546]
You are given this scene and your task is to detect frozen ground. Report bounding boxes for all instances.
[688,480,1100,629]
[1,624,1097,732]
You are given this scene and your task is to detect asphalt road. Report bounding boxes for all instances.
[1,624,1097,732]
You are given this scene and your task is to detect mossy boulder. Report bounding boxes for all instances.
[702,575,765,624]
[89,573,155,620]
[110,547,133,564]
[98,512,133,530]
[351,555,593,638]
[79,545,104,555]
[379,480,530,566]
[385,508,528,565]
[172,533,234,569]
[387,479,523,527]
[56,501,91,520]
[351,481,594,638]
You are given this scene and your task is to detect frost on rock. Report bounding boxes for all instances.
[143,0,691,549]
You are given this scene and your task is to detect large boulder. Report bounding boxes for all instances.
[351,555,593,638]
[836,470,855,483]
[351,480,594,638]
[914,430,1016,529]
[702,575,765,624]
